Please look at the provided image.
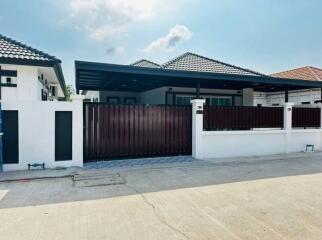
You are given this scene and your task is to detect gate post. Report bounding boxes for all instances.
[284,102,294,153]
[191,99,205,159]
[71,94,85,167]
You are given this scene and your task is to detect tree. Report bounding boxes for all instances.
[65,85,75,101]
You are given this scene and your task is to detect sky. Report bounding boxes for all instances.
[1,0,322,87]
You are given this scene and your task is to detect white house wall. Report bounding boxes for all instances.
[92,87,242,105]
[1,64,38,101]
[140,87,168,105]
[2,98,84,171]
[0,64,63,101]
[254,89,322,106]
[200,129,322,159]
[100,91,140,104]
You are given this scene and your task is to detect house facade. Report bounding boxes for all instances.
[0,34,84,172]
[0,34,66,101]
[76,54,322,162]
[83,53,264,106]
[254,66,322,106]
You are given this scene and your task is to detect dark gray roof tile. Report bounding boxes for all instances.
[162,52,264,76]
[0,34,60,63]
[131,59,161,68]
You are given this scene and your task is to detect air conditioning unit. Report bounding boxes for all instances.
[50,86,57,97]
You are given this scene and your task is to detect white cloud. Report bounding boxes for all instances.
[68,0,161,41]
[143,25,192,52]
[106,46,125,55]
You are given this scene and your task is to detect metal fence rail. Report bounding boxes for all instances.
[204,106,284,130]
[292,107,321,128]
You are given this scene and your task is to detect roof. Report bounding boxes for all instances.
[75,60,322,93]
[131,59,160,68]
[162,52,264,77]
[0,34,60,63]
[129,52,265,77]
[272,66,322,81]
[0,34,66,96]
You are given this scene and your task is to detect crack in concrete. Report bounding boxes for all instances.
[126,184,190,240]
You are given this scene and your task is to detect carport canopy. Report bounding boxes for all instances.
[75,61,322,96]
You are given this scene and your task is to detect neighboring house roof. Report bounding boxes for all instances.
[272,66,322,81]
[131,59,161,68]
[162,52,264,77]
[0,34,66,96]
[0,34,60,63]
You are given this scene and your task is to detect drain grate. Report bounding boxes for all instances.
[72,173,126,187]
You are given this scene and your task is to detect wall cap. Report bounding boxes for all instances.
[190,99,206,104]
[283,102,294,107]
[71,95,85,101]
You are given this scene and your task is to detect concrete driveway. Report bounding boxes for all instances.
[1,153,322,239]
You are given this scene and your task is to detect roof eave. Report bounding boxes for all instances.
[53,63,67,97]
[0,57,57,67]
[75,61,322,89]
[0,58,67,97]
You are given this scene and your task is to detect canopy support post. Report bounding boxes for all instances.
[196,80,200,99]
[285,90,289,103]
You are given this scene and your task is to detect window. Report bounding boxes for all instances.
[6,77,11,84]
[41,89,48,101]
[209,97,232,106]
[176,96,193,106]
[107,97,120,104]
[50,86,56,97]
[301,101,311,105]
[124,97,136,105]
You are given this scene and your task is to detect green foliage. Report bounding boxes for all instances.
[65,85,75,101]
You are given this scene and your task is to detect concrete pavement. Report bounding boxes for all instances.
[1,153,322,239]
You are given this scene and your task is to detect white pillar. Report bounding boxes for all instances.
[191,99,206,159]
[284,102,294,153]
[283,102,294,130]
[317,103,322,129]
[242,88,254,106]
[71,94,85,167]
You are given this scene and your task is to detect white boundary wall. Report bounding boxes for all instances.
[191,100,322,159]
[2,95,84,171]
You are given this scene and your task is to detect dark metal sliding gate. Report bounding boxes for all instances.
[84,104,192,161]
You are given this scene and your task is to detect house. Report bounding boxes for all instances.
[267,66,322,106]
[76,53,322,161]
[254,66,322,106]
[82,52,267,106]
[0,35,83,172]
[0,34,66,101]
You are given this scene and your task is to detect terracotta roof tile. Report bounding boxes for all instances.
[272,66,322,81]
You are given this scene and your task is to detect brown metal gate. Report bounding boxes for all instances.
[84,104,192,160]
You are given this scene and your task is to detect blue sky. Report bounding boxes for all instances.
[1,0,322,87]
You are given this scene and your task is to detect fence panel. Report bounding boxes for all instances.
[292,107,321,128]
[204,106,284,130]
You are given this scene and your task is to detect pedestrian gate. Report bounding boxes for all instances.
[84,104,192,160]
